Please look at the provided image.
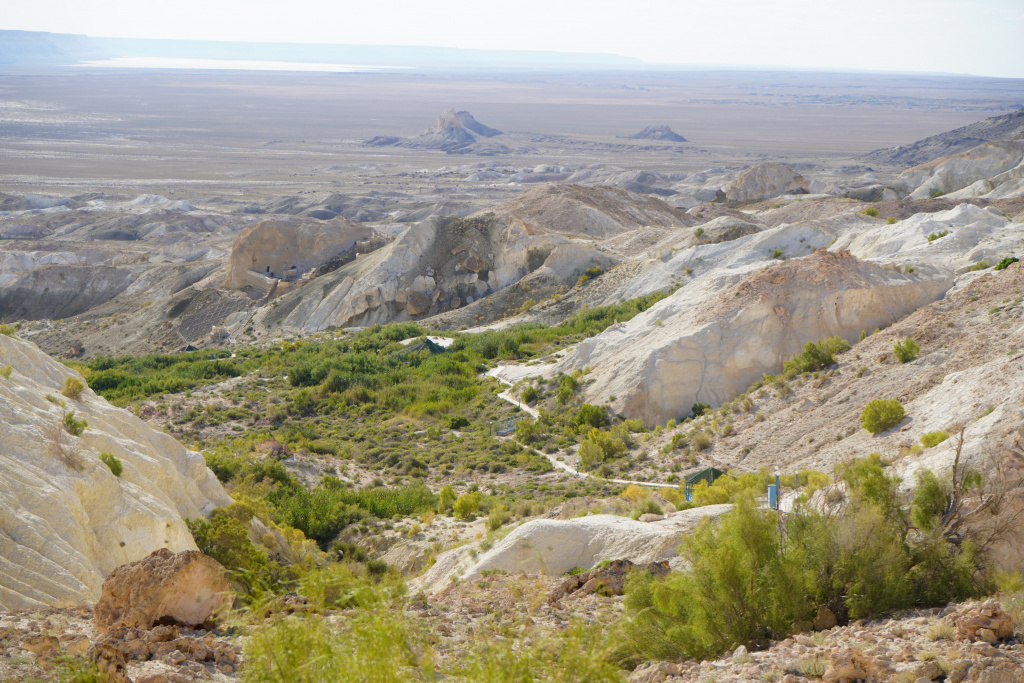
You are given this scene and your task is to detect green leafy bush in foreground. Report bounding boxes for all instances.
[862,399,905,435]
[617,454,985,665]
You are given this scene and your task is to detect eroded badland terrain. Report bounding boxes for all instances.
[4,60,1024,682]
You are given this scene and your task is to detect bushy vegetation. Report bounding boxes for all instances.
[617,455,987,664]
[995,256,1019,271]
[920,430,950,448]
[99,452,124,477]
[63,410,87,436]
[202,454,436,548]
[926,230,949,243]
[862,399,905,434]
[69,349,256,405]
[860,207,879,217]
[970,260,990,272]
[893,337,920,363]
[61,376,85,400]
[0,323,16,337]
[782,336,850,376]
[0,364,11,379]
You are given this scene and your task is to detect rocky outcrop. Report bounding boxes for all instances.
[946,601,1016,644]
[224,217,372,289]
[557,250,952,425]
[547,559,670,602]
[896,140,1024,200]
[412,506,731,593]
[624,125,687,142]
[267,211,618,331]
[724,163,809,202]
[483,184,694,238]
[94,549,230,632]
[367,109,506,154]
[862,109,1024,167]
[0,333,231,610]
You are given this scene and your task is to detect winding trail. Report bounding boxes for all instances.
[491,374,678,489]
[491,372,804,508]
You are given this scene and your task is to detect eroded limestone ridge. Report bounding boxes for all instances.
[0,333,231,610]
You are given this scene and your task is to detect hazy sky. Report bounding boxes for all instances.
[7,0,1024,78]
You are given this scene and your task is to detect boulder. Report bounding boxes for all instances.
[0,334,231,610]
[723,163,809,202]
[224,217,371,289]
[94,549,230,632]
[947,601,1015,643]
[407,291,432,315]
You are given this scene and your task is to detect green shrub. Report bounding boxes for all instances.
[62,376,86,400]
[63,411,88,436]
[995,256,1019,271]
[930,189,944,198]
[886,217,897,225]
[619,497,807,662]
[783,336,850,376]
[691,402,709,417]
[574,403,607,430]
[771,248,785,259]
[99,452,124,477]
[0,323,15,337]
[926,230,949,243]
[693,227,705,238]
[578,438,605,471]
[446,415,470,430]
[631,498,664,519]
[861,399,905,435]
[244,605,417,682]
[438,484,456,514]
[187,505,269,592]
[453,491,482,520]
[893,338,920,363]
[969,260,990,272]
[0,364,10,379]
[860,207,879,217]
[920,431,950,448]
[486,503,512,532]
[521,385,539,404]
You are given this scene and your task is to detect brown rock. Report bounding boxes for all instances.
[823,648,886,683]
[407,291,432,315]
[548,559,670,602]
[144,625,180,644]
[813,606,838,631]
[465,255,486,273]
[61,634,91,657]
[20,634,58,655]
[94,549,230,633]
[949,601,1015,643]
[88,641,132,683]
[914,660,946,681]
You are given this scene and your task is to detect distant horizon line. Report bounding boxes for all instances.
[2,29,1022,80]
